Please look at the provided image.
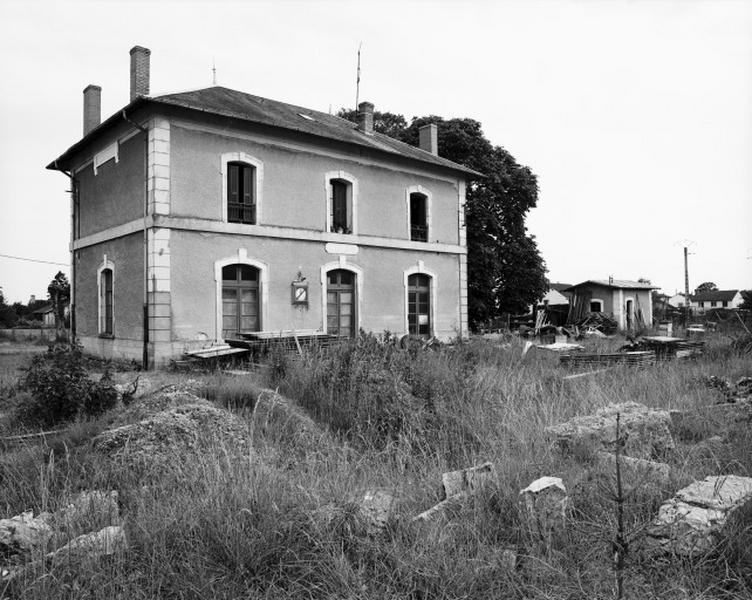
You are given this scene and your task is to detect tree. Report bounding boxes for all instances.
[47,271,70,334]
[336,108,408,139]
[338,110,547,328]
[740,290,752,311]
[0,287,19,328]
[694,282,718,295]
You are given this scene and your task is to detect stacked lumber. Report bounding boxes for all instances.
[560,350,656,367]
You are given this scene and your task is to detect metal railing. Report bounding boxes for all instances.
[228,203,256,224]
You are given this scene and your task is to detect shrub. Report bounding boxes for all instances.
[17,343,118,427]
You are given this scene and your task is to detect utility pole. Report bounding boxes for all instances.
[675,239,695,329]
[684,245,690,328]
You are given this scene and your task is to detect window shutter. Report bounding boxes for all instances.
[228,164,240,204]
[242,166,253,205]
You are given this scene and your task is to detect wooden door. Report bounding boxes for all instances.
[222,264,259,338]
[327,269,355,337]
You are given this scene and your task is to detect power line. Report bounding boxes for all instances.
[0,253,68,267]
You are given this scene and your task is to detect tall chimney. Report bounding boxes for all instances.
[129,46,151,101]
[418,123,438,155]
[357,101,374,134]
[83,84,102,136]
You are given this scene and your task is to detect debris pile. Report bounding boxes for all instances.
[574,312,618,336]
[702,375,752,403]
[95,403,250,466]
[1,490,125,582]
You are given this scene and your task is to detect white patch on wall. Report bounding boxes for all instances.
[325,243,359,255]
[93,142,119,175]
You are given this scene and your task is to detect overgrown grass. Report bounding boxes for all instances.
[1,331,751,598]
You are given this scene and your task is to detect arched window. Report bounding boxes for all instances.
[221,263,260,338]
[590,299,604,313]
[407,273,432,338]
[221,153,263,225]
[325,171,358,234]
[326,269,356,337]
[97,259,115,336]
[409,193,428,242]
[227,162,256,224]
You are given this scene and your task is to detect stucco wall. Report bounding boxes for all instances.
[75,233,144,343]
[169,229,462,343]
[76,133,146,238]
[170,124,461,245]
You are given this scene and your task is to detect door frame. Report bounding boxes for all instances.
[321,260,363,335]
[214,250,269,342]
[403,263,437,338]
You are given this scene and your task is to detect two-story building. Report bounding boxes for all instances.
[48,47,477,367]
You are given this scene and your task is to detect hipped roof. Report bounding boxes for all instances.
[48,86,482,177]
[564,279,657,291]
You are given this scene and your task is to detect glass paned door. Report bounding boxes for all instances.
[408,274,431,338]
[327,269,355,337]
[222,264,259,338]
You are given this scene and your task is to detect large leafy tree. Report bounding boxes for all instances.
[337,109,547,328]
[694,282,718,294]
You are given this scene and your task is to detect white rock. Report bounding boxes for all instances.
[359,489,395,534]
[520,476,569,541]
[0,510,52,556]
[546,401,675,459]
[645,475,752,556]
[47,525,127,566]
[442,462,496,499]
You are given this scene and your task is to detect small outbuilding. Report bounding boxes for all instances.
[564,279,655,331]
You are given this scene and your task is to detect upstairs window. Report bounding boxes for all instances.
[410,193,428,242]
[330,179,352,234]
[227,162,256,224]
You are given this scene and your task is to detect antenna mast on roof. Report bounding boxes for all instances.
[212,58,217,85]
[355,42,362,112]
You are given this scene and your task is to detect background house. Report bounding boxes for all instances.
[690,289,743,313]
[531,282,571,326]
[48,47,477,367]
[667,292,689,308]
[31,304,56,328]
[564,279,655,330]
[538,282,571,307]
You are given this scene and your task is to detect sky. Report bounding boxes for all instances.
[1,0,750,303]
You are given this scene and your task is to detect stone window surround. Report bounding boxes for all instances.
[97,255,115,336]
[213,248,269,342]
[221,152,264,224]
[403,261,437,337]
[324,171,359,235]
[405,185,433,242]
[320,257,363,335]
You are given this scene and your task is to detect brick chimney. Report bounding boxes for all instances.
[129,46,151,101]
[418,123,438,155]
[83,84,102,136]
[357,101,374,134]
